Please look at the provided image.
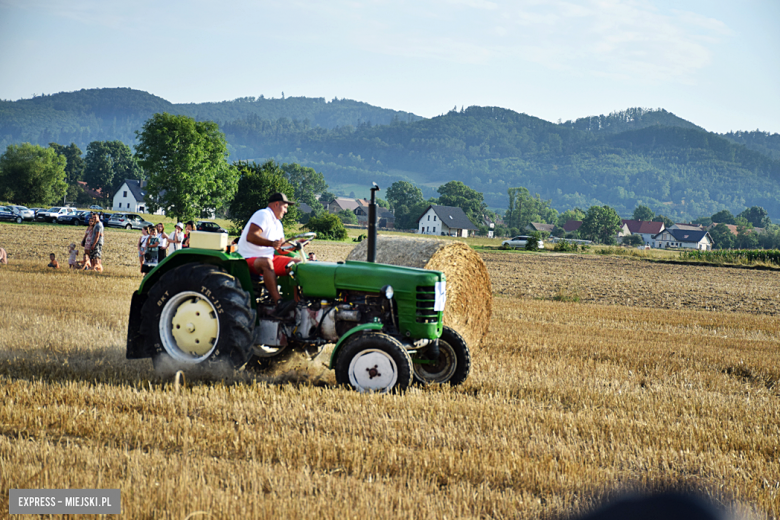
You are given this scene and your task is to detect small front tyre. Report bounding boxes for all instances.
[140,263,255,373]
[412,326,470,386]
[334,332,413,393]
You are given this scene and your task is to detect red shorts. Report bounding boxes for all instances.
[246,255,295,277]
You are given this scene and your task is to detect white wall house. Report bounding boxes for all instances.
[651,229,713,250]
[417,205,478,238]
[112,179,165,215]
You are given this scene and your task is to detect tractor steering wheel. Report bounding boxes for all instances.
[279,232,317,252]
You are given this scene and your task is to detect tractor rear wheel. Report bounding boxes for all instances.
[334,332,412,393]
[140,263,255,373]
[412,326,470,386]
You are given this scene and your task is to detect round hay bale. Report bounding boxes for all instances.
[347,236,492,348]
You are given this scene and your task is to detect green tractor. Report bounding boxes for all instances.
[126,187,470,393]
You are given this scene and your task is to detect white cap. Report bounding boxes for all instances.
[175,222,184,229]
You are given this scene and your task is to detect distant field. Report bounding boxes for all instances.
[0,222,778,519]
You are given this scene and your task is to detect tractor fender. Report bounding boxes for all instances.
[328,322,384,369]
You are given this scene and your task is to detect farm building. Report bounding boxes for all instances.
[417,205,478,237]
[651,228,713,250]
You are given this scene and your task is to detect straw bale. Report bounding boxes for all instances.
[347,236,492,348]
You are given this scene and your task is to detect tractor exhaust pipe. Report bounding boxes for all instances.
[367,182,380,263]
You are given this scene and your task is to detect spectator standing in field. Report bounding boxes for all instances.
[67,243,79,269]
[137,227,149,273]
[48,253,59,268]
[182,221,195,248]
[169,222,184,251]
[156,223,169,261]
[81,220,93,270]
[142,225,160,274]
[0,247,7,265]
[84,213,104,272]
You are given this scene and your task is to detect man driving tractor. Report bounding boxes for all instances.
[237,192,301,314]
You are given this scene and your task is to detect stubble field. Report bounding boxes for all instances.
[0,222,778,519]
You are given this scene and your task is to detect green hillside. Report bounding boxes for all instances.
[0,88,422,152]
[219,106,780,220]
[2,89,780,221]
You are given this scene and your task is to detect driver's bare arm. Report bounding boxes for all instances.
[245,223,283,250]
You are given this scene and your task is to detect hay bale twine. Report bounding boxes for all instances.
[347,236,492,348]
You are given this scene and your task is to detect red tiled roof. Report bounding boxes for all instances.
[563,220,582,232]
[621,219,664,234]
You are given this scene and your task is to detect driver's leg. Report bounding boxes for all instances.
[254,257,280,302]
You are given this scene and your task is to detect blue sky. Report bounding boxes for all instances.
[1,0,778,133]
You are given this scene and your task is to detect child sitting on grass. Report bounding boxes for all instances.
[48,253,60,269]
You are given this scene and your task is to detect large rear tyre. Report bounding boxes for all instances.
[334,332,412,393]
[412,326,470,386]
[140,263,255,373]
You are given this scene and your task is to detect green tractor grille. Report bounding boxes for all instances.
[416,286,438,323]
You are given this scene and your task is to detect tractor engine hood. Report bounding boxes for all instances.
[291,260,445,339]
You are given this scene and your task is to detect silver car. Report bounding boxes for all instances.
[8,205,35,221]
[502,235,545,249]
[106,213,154,230]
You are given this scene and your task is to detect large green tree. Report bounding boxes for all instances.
[711,209,736,225]
[437,180,485,223]
[632,204,654,221]
[580,205,622,244]
[386,181,427,230]
[49,142,85,184]
[84,140,143,203]
[506,186,558,231]
[229,160,299,232]
[710,223,736,249]
[738,206,770,228]
[136,113,238,222]
[386,181,424,212]
[281,162,327,214]
[0,143,67,204]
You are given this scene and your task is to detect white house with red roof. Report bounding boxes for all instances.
[621,220,665,246]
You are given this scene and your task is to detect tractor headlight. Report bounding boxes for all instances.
[381,285,394,300]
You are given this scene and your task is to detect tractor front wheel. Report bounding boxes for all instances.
[334,332,412,393]
[140,264,255,373]
[412,326,470,386]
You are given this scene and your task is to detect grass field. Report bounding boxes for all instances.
[1,222,778,519]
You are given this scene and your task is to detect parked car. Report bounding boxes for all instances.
[57,210,87,225]
[196,220,228,233]
[36,206,75,223]
[0,206,24,223]
[77,211,95,225]
[89,205,102,210]
[8,205,35,221]
[502,235,545,249]
[106,213,153,230]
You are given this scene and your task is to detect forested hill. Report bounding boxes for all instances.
[3,89,780,220]
[218,105,780,220]
[558,107,704,134]
[0,88,422,151]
